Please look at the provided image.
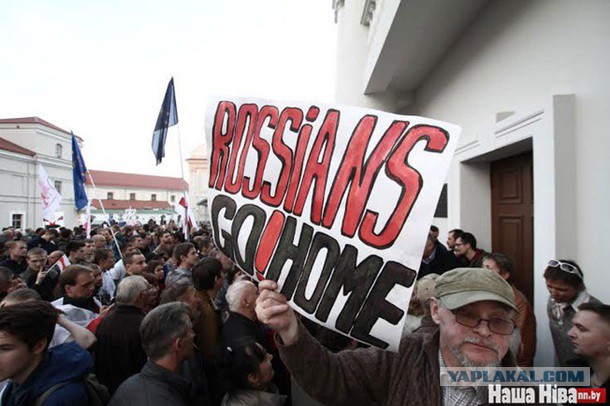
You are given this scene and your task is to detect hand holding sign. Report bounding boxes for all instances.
[206,97,460,351]
[256,280,299,345]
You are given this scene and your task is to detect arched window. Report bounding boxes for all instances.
[55,144,63,158]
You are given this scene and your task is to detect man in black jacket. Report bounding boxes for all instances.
[418,234,459,279]
[26,228,58,254]
[95,275,153,394]
[0,241,27,276]
[110,302,197,406]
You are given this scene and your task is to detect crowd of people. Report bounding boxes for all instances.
[0,222,606,405]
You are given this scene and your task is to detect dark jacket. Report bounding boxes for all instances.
[221,312,290,396]
[21,267,60,301]
[279,322,516,406]
[0,258,27,275]
[26,236,57,254]
[109,360,192,406]
[220,311,272,352]
[95,305,147,394]
[0,342,91,405]
[459,249,486,268]
[418,241,459,279]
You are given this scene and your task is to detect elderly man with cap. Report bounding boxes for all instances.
[256,268,518,406]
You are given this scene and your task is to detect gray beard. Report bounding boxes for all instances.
[450,346,501,368]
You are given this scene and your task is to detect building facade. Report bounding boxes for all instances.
[333,0,610,366]
[186,143,210,223]
[0,117,81,229]
[85,170,189,225]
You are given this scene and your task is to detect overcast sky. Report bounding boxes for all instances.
[0,0,337,179]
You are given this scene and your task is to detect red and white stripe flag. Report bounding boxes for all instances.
[178,193,196,238]
[53,254,71,273]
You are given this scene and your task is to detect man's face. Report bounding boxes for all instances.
[100,253,115,271]
[482,259,510,281]
[43,232,56,241]
[432,299,512,368]
[134,237,146,249]
[66,272,95,299]
[101,229,112,243]
[84,242,95,259]
[93,236,106,249]
[183,248,199,268]
[568,310,610,358]
[453,237,469,256]
[72,247,86,262]
[545,278,579,303]
[48,251,64,266]
[446,232,457,250]
[144,234,152,246]
[0,331,44,383]
[127,254,146,275]
[161,233,174,245]
[27,254,47,273]
[10,243,26,260]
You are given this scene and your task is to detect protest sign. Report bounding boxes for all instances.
[205,97,461,351]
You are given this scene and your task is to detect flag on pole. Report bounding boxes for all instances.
[71,133,89,211]
[51,254,71,273]
[81,202,92,238]
[38,163,62,222]
[152,77,179,165]
[178,193,196,239]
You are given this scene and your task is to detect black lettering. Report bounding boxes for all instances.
[230,204,267,276]
[265,216,313,300]
[210,195,237,259]
[350,261,416,349]
[293,232,340,314]
[315,245,383,334]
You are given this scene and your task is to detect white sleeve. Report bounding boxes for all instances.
[49,324,72,348]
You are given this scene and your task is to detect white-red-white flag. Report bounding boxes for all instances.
[38,164,62,222]
[53,254,71,273]
[178,193,196,238]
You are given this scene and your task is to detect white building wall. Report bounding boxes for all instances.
[414,0,610,299]
[86,186,178,202]
[335,0,610,367]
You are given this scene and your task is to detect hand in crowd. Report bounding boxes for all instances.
[99,303,114,318]
[35,269,49,285]
[255,280,299,345]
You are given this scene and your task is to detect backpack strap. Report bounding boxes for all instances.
[34,381,72,406]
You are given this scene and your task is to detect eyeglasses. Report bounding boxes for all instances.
[451,309,515,335]
[547,260,583,280]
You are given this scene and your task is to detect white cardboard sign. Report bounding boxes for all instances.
[206,97,461,351]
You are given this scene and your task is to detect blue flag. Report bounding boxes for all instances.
[152,77,179,165]
[71,133,89,211]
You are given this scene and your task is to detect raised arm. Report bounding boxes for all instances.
[256,280,394,405]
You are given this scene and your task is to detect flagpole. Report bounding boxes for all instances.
[175,124,189,241]
[86,173,123,259]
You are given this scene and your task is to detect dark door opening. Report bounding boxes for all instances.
[490,151,534,304]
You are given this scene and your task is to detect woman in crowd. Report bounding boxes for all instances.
[217,339,286,406]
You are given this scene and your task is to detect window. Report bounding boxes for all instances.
[151,194,157,201]
[434,184,448,218]
[170,195,175,203]
[107,192,114,200]
[11,214,23,229]
[130,193,136,200]
[55,144,63,158]
[54,180,62,194]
